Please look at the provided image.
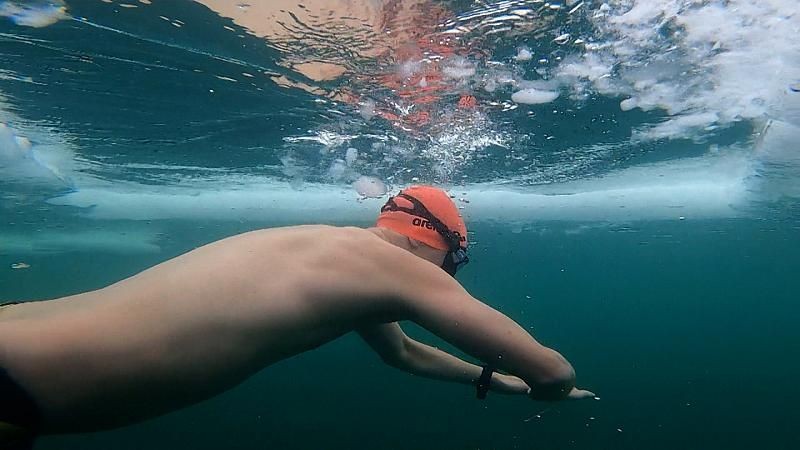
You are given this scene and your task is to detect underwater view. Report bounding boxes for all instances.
[1,0,799,448]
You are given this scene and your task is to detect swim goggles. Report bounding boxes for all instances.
[381,193,469,276]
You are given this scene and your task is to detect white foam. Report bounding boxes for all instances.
[359,100,376,121]
[442,57,477,79]
[620,98,637,112]
[634,112,720,142]
[515,47,533,62]
[554,0,800,138]
[511,89,560,105]
[353,176,387,198]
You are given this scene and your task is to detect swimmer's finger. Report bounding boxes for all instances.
[566,388,596,400]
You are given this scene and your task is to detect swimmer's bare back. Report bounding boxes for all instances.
[0,225,578,434]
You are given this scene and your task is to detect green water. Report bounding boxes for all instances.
[3,218,796,449]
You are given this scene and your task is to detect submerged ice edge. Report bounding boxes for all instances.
[10,120,799,256]
[46,150,757,223]
[5,139,787,256]
[0,229,162,255]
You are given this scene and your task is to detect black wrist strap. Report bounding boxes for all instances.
[476,366,494,400]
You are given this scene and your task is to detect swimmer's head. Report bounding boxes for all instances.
[377,185,468,275]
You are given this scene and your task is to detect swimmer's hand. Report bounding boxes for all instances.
[527,384,596,401]
[566,387,596,400]
[491,375,595,399]
[491,374,532,395]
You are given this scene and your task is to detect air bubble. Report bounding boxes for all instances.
[553,33,571,45]
[353,176,387,198]
[620,98,638,111]
[515,47,533,62]
[345,148,358,166]
[359,100,376,121]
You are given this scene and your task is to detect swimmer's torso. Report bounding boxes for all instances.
[0,225,414,432]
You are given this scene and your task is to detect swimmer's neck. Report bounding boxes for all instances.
[367,227,447,267]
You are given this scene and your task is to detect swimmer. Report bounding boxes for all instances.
[0,185,593,448]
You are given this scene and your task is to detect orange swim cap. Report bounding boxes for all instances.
[376,185,467,251]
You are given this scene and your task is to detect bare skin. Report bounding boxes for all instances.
[0,225,591,435]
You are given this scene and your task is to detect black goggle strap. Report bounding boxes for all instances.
[451,247,468,264]
[381,193,463,252]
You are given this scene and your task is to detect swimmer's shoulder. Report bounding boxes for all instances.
[230,224,341,242]
[279,224,381,241]
[285,225,403,260]
[235,225,385,253]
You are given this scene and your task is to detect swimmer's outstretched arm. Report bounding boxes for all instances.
[358,323,531,395]
[395,270,591,401]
